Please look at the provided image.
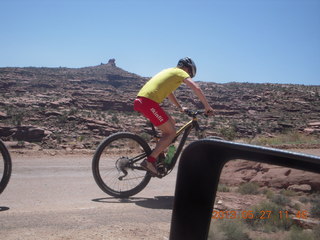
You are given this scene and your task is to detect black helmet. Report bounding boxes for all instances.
[177,57,197,78]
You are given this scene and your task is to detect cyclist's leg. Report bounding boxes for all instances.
[141,118,175,175]
[134,97,175,174]
[149,118,176,160]
[136,100,176,160]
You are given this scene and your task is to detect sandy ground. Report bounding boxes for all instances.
[0,148,319,240]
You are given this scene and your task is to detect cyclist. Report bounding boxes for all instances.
[134,57,214,175]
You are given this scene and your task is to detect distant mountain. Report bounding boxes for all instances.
[0,59,320,150]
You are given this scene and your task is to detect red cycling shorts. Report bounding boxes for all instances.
[134,97,169,126]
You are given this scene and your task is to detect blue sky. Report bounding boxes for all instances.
[1,0,319,85]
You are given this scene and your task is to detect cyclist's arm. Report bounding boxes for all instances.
[167,93,184,112]
[183,78,214,114]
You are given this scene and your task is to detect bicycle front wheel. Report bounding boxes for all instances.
[92,132,152,198]
[0,140,12,195]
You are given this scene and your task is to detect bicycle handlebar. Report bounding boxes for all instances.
[184,109,207,118]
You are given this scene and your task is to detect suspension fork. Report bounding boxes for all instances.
[193,120,205,139]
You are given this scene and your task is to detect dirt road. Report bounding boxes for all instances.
[1,148,319,240]
[0,152,176,240]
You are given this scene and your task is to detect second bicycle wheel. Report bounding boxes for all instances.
[0,140,12,195]
[92,132,152,198]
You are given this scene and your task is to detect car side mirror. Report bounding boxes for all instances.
[169,139,320,240]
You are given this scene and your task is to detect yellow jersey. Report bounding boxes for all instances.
[137,67,189,103]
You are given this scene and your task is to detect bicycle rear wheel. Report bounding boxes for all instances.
[92,132,152,198]
[0,140,12,195]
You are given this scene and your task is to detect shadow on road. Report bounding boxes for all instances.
[0,206,10,212]
[92,197,148,204]
[92,195,173,210]
[135,196,173,210]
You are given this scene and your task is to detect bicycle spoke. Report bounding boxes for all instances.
[92,133,151,197]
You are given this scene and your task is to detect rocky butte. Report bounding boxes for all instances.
[0,59,319,150]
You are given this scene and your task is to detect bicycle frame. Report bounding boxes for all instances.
[129,112,203,175]
[167,116,201,172]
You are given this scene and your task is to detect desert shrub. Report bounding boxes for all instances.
[313,226,320,239]
[245,201,293,231]
[52,132,62,144]
[310,197,320,218]
[210,121,217,128]
[77,135,85,142]
[220,220,251,240]
[208,221,227,240]
[218,184,230,192]
[58,112,68,123]
[219,126,236,140]
[238,182,260,195]
[280,189,297,197]
[292,203,301,211]
[5,106,24,126]
[208,219,251,240]
[310,192,320,202]
[262,188,275,199]
[10,109,25,126]
[68,108,78,115]
[111,114,119,124]
[285,226,315,240]
[249,131,320,146]
[299,196,309,204]
[271,194,291,206]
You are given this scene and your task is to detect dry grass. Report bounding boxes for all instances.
[246,131,320,147]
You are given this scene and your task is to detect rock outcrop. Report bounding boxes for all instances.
[220,160,320,191]
[0,59,319,149]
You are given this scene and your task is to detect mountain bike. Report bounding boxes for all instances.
[0,139,12,195]
[92,110,215,198]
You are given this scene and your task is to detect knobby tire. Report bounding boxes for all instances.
[0,140,12,195]
[92,132,152,198]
